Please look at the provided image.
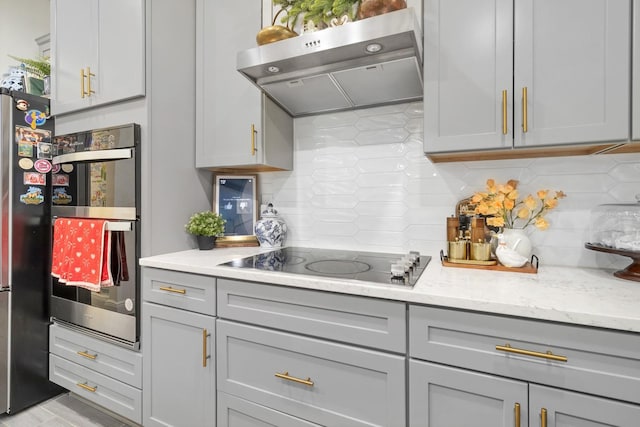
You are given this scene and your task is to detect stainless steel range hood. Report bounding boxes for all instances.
[237,8,423,117]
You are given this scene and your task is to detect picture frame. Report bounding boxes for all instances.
[214,174,258,238]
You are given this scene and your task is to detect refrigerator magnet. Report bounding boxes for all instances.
[52,174,69,186]
[17,142,33,157]
[37,142,52,159]
[52,164,61,174]
[61,164,73,173]
[18,158,33,170]
[24,172,46,186]
[34,159,52,173]
[15,99,28,111]
[24,110,47,130]
[19,187,44,205]
[52,188,72,205]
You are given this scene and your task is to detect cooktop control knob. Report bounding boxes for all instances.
[409,251,421,265]
[390,263,405,278]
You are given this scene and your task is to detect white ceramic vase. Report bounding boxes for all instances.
[501,228,533,258]
[254,203,287,248]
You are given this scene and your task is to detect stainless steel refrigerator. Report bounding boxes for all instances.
[0,88,62,414]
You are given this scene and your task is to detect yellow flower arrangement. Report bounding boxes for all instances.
[471,179,566,230]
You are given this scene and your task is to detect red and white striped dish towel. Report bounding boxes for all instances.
[51,218,113,292]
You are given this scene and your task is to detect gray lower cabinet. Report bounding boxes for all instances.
[142,301,215,427]
[48,322,143,424]
[218,392,321,427]
[410,360,528,427]
[410,360,640,427]
[409,305,640,426]
[142,267,217,427]
[216,279,407,427]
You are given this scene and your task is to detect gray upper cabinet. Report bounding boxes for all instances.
[195,0,293,171]
[425,0,631,160]
[634,5,640,141]
[51,0,145,116]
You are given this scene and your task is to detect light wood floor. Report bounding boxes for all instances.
[0,393,136,427]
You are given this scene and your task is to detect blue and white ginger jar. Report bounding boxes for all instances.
[254,203,287,248]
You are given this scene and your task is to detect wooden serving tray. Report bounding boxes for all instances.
[440,250,538,274]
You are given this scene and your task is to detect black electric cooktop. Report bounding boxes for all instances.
[220,247,430,286]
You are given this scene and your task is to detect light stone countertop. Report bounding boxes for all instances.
[139,247,640,333]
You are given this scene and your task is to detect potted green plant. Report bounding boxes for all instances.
[185,211,226,250]
[273,0,361,29]
[8,54,51,95]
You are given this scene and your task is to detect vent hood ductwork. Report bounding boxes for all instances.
[237,8,423,117]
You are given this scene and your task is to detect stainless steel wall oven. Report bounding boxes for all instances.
[50,123,140,349]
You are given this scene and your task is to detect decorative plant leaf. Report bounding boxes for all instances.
[8,55,50,78]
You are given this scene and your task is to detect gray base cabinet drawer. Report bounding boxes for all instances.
[409,305,640,404]
[49,354,142,424]
[218,392,321,427]
[142,267,216,315]
[217,319,406,427]
[217,279,406,352]
[49,323,142,388]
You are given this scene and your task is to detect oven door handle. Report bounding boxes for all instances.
[52,148,133,165]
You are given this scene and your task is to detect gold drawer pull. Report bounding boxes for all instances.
[159,286,186,294]
[86,66,95,95]
[502,89,508,135]
[496,344,568,362]
[515,402,520,427]
[541,407,547,427]
[275,371,314,387]
[522,86,528,133]
[77,382,97,393]
[80,68,86,98]
[251,124,257,155]
[202,329,210,368]
[77,351,97,360]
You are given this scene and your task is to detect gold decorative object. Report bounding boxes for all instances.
[256,9,298,46]
[357,0,407,20]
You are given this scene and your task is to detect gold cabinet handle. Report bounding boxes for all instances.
[202,328,210,367]
[275,371,314,387]
[496,344,567,362]
[77,350,97,360]
[514,402,520,427]
[159,286,186,295]
[250,124,257,156]
[77,382,97,393]
[86,66,95,96]
[80,69,86,98]
[540,408,547,427]
[502,89,508,135]
[522,87,528,133]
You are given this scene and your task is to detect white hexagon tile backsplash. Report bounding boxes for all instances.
[259,101,640,269]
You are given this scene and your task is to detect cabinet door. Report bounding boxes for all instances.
[514,0,630,147]
[424,0,514,153]
[93,0,145,106]
[196,0,261,168]
[195,0,292,170]
[529,384,640,427]
[410,360,529,427]
[633,5,640,141]
[142,302,215,427]
[51,0,97,114]
[51,0,144,115]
